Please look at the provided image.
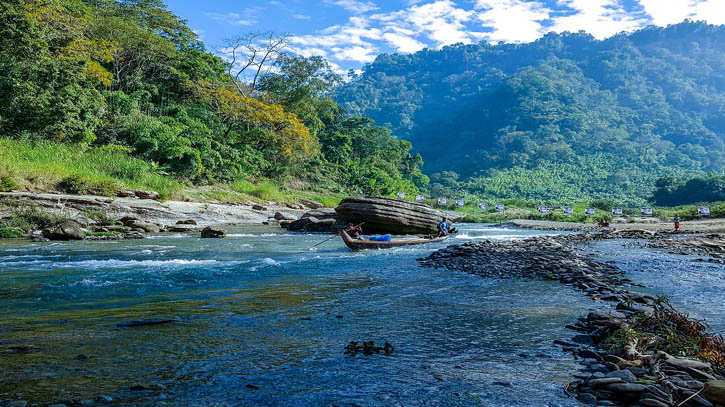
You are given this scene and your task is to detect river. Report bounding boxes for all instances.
[1,226,717,406]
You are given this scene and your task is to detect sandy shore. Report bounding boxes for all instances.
[500,218,725,234]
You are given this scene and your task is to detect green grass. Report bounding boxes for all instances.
[0,227,25,239]
[0,138,184,200]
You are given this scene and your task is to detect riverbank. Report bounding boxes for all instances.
[499,218,725,234]
[419,233,725,406]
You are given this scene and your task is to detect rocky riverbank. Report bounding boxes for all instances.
[418,234,725,406]
[500,219,725,234]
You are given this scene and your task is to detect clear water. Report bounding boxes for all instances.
[0,226,592,406]
[585,239,725,333]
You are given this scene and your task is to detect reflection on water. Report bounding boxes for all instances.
[1,225,589,406]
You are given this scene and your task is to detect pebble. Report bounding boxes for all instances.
[588,377,622,386]
[639,399,669,407]
[605,383,648,393]
[97,395,113,403]
[7,402,27,407]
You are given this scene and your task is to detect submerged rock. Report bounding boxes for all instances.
[201,227,226,238]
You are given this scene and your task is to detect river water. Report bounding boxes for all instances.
[2,226,716,406]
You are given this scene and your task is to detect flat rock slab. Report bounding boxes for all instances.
[335,197,446,234]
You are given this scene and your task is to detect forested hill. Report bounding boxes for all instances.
[336,21,725,204]
[0,0,427,201]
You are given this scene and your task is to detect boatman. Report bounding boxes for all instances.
[438,217,449,237]
[345,223,364,239]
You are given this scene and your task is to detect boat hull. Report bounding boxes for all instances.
[341,230,447,251]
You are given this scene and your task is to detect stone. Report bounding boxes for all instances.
[703,380,725,404]
[605,383,648,393]
[252,205,267,211]
[201,227,225,238]
[640,399,669,407]
[575,393,597,405]
[274,212,296,221]
[589,377,623,386]
[117,190,136,198]
[168,227,191,233]
[299,199,323,209]
[48,404,68,407]
[176,220,197,225]
[335,197,450,234]
[42,222,85,240]
[586,311,627,321]
[79,401,95,406]
[134,190,159,200]
[665,357,711,371]
[127,221,160,233]
[97,395,113,403]
[7,402,28,407]
[284,209,343,233]
[606,369,637,383]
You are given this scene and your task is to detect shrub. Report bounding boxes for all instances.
[2,205,70,231]
[0,227,25,238]
[84,209,114,226]
[57,175,120,196]
[590,199,616,211]
[0,175,19,192]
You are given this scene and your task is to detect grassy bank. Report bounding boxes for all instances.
[0,139,342,206]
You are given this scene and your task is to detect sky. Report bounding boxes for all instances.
[165,0,725,74]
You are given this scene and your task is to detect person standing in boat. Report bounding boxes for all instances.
[438,217,450,237]
[345,223,364,239]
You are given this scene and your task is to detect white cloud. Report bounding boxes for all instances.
[693,0,725,25]
[325,0,379,14]
[293,14,312,20]
[383,32,427,53]
[475,0,551,42]
[639,0,697,26]
[205,9,260,26]
[549,0,647,39]
[377,1,474,46]
[332,45,379,62]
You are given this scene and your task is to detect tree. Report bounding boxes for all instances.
[223,31,289,98]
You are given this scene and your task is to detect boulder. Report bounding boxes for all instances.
[300,198,324,209]
[274,212,296,221]
[176,219,197,225]
[335,197,447,234]
[703,381,725,404]
[42,222,85,240]
[117,190,136,198]
[126,220,160,233]
[252,204,267,211]
[135,190,160,200]
[201,226,226,238]
[283,209,343,233]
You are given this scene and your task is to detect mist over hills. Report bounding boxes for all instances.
[336,21,725,204]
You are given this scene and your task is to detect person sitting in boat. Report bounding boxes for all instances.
[345,223,364,239]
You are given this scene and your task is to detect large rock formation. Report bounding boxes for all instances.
[335,197,446,234]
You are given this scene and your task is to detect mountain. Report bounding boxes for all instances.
[336,21,725,204]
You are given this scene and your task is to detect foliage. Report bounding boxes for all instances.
[0,0,425,200]
[338,22,725,202]
[0,175,19,192]
[652,175,725,206]
[1,204,70,231]
[84,209,114,226]
[0,227,25,239]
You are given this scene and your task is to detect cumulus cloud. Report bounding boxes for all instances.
[280,0,725,72]
[549,0,647,39]
[475,0,551,43]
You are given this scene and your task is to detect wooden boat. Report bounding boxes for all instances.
[341,230,448,251]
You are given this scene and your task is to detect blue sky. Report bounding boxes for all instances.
[165,0,725,73]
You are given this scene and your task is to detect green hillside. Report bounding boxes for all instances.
[0,0,426,201]
[337,22,725,204]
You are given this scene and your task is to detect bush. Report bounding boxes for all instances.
[0,175,19,192]
[0,227,25,238]
[590,199,616,211]
[57,175,120,196]
[2,205,71,231]
[84,209,114,226]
